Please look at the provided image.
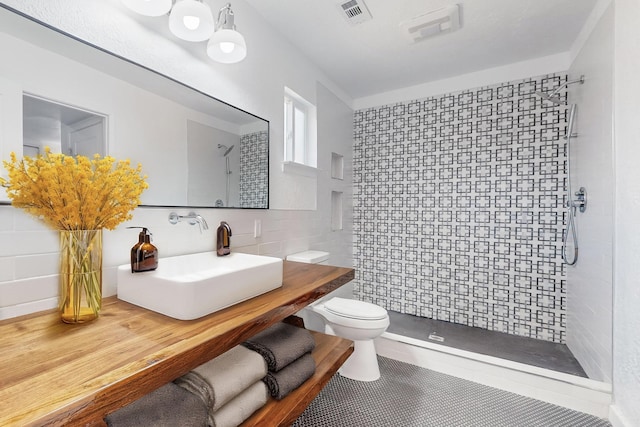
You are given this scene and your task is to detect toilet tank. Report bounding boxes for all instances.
[286,250,330,265]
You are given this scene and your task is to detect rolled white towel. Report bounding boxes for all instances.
[175,345,267,412]
[209,381,269,427]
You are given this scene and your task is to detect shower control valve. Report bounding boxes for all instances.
[571,187,587,213]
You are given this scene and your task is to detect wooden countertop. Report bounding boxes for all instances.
[0,261,354,426]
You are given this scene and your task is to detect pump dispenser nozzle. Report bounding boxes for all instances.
[127,227,158,272]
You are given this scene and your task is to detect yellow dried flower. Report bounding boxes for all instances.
[1,148,148,230]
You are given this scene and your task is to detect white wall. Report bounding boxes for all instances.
[0,0,354,319]
[611,0,640,424]
[315,83,354,272]
[566,3,614,383]
[354,53,571,110]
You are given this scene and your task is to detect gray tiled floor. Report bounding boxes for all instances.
[387,310,587,377]
[293,356,610,427]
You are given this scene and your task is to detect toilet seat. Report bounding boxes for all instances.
[324,297,388,320]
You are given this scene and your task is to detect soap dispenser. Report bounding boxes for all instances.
[127,227,158,273]
[216,221,232,256]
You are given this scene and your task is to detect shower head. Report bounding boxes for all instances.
[218,144,234,156]
[535,92,563,105]
[535,75,585,105]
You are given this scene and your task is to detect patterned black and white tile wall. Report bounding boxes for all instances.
[239,130,269,208]
[353,74,569,343]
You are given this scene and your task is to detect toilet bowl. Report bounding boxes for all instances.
[310,297,389,382]
[286,250,390,382]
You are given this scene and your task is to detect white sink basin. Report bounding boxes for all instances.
[117,252,283,320]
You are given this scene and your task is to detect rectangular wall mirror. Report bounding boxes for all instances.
[0,5,269,209]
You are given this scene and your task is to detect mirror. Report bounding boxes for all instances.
[0,5,269,209]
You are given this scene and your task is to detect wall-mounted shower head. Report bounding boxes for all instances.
[536,92,564,105]
[535,75,585,105]
[218,143,234,156]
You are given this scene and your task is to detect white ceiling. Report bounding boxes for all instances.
[244,0,599,100]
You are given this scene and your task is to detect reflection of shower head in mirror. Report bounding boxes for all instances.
[218,143,234,156]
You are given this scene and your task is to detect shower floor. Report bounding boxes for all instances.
[386,311,587,378]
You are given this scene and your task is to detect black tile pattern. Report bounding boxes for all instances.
[353,74,569,343]
[292,357,610,427]
[239,130,269,208]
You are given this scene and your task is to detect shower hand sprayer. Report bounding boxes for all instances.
[536,76,586,265]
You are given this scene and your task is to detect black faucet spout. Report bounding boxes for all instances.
[216,221,232,256]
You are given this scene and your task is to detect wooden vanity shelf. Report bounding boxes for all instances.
[0,261,354,426]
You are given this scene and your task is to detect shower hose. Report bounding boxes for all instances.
[562,104,578,265]
[562,205,578,265]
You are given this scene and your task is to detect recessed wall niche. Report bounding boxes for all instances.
[331,152,344,180]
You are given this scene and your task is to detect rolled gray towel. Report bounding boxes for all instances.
[263,352,316,400]
[174,345,267,412]
[210,381,269,427]
[241,322,316,372]
[105,382,207,427]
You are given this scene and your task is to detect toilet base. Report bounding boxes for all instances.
[338,338,381,382]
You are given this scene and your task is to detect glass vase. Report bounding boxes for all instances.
[59,229,103,324]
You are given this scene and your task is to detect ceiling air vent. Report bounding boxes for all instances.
[400,4,461,43]
[337,0,372,25]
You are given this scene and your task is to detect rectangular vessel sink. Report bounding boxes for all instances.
[117,252,283,320]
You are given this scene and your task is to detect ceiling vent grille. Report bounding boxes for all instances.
[337,0,372,25]
[400,4,461,43]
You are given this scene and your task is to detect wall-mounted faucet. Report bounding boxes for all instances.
[168,212,209,233]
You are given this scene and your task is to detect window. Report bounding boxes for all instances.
[284,87,317,169]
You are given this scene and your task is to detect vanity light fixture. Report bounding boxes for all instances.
[207,3,247,63]
[121,0,246,63]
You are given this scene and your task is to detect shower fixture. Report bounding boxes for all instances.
[535,75,585,105]
[218,143,234,156]
[218,144,234,206]
[535,76,586,265]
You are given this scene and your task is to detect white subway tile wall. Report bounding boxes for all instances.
[0,204,353,320]
[566,4,614,382]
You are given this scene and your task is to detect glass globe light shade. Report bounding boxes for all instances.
[207,29,247,63]
[169,0,215,42]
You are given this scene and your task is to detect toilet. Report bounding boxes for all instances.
[286,251,390,382]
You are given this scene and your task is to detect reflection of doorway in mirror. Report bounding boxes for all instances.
[68,117,105,157]
[23,145,40,157]
[22,94,107,158]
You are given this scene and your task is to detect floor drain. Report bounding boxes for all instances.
[428,333,444,342]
